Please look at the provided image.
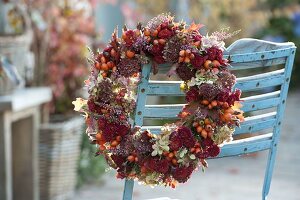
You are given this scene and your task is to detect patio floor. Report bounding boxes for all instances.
[73,91,300,200]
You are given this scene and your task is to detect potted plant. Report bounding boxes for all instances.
[26,1,95,199]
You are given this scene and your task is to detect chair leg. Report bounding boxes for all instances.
[262,145,278,200]
[123,179,134,200]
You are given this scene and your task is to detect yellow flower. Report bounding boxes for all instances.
[72,98,87,112]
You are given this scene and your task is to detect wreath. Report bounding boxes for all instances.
[73,14,244,187]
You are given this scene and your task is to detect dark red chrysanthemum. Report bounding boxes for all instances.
[169,131,183,151]
[186,86,199,102]
[123,30,137,47]
[176,64,196,81]
[101,125,115,142]
[110,154,126,169]
[158,28,174,39]
[226,89,241,106]
[195,150,209,159]
[207,144,220,157]
[193,34,202,42]
[87,99,102,113]
[172,165,194,183]
[177,126,196,148]
[151,44,164,55]
[216,89,230,102]
[206,47,223,61]
[98,118,107,129]
[146,157,170,174]
[202,138,214,147]
[153,55,165,64]
[190,53,207,69]
[115,124,129,136]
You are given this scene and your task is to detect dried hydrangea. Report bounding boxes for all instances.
[163,35,184,63]
[146,13,173,32]
[113,135,135,156]
[176,64,196,81]
[133,131,154,155]
[216,71,236,90]
[151,134,170,156]
[212,125,234,145]
[117,58,141,77]
[198,83,220,101]
[96,79,114,103]
[132,36,149,53]
[210,27,241,41]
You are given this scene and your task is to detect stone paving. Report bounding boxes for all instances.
[73,91,300,200]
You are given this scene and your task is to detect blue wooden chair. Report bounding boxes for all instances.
[122,39,296,200]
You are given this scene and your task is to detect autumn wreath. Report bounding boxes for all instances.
[73,14,244,187]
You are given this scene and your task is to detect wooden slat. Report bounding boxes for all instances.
[156,48,291,71]
[234,69,285,91]
[144,92,280,118]
[144,89,281,118]
[234,112,277,135]
[148,81,184,96]
[223,48,292,63]
[148,70,285,96]
[228,58,286,70]
[241,91,281,112]
[216,133,273,158]
[144,104,184,118]
[141,112,277,135]
[156,58,286,72]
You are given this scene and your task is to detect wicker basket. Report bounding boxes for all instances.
[39,117,83,200]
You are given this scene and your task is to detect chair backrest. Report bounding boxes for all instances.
[123,38,296,200]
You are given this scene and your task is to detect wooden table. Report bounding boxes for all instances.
[0,87,51,200]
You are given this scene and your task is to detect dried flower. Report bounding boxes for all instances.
[176,64,196,81]
[185,86,199,102]
[96,79,114,103]
[216,71,236,90]
[177,126,196,148]
[146,157,170,174]
[210,27,241,41]
[190,53,207,69]
[163,36,184,63]
[158,28,174,39]
[133,131,154,155]
[151,134,170,156]
[198,83,220,101]
[212,125,234,145]
[206,47,223,61]
[146,13,173,32]
[172,165,194,183]
[207,144,220,157]
[117,58,141,77]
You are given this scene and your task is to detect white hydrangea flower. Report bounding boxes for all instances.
[201,35,225,50]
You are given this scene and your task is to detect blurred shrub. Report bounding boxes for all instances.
[255,1,300,89]
[77,131,107,188]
